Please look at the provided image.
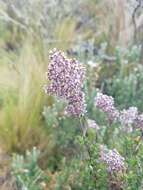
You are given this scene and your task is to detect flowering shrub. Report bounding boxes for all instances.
[44,49,143,190]
[1,0,143,189]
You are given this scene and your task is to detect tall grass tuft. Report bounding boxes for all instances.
[0,38,52,153]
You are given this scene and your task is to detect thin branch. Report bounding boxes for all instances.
[132,0,142,43]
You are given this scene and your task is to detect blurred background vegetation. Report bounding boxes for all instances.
[0,0,143,189]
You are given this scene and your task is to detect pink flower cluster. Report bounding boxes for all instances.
[44,49,86,116]
[120,107,138,126]
[95,92,119,122]
[94,92,143,131]
[100,146,125,173]
[120,107,143,131]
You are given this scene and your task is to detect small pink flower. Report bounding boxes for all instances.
[120,107,138,126]
[95,92,119,122]
[87,119,99,130]
[100,146,125,173]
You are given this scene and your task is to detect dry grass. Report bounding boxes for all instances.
[0,38,53,154]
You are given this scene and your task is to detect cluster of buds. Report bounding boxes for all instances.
[100,146,125,173]
[95,92,119,122]
[44,49,86,116]
[87,119,99,130]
